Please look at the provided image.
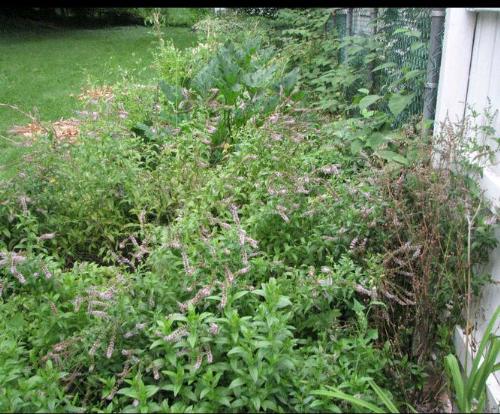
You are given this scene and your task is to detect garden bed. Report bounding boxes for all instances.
[0,10,497,413]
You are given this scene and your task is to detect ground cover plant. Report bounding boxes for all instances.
[0,8,498,413]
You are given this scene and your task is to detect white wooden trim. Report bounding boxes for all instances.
[466,8,500,13]
[437,10,500,408]
[479,169,500,210]
[434,9,477,136]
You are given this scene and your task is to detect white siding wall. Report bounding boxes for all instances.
[466,10,500,347]
[435,8,500,411]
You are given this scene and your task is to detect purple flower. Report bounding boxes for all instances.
[205,346,213,364]
[209,323,219,336]
[229,204,240,225]
[276,205,290,223]
[319,164,340,175]
[244,236,258,249]
[10,266,26,284]
[41,263,52,280]
[219,285,228,310]
[318,278,333,286]
[181,250,194,276]
[18,195,30,215]
[269,113,279,123]
[39,233,56,241]
[89,310,109,320]
[349,237,359,251]
[225,266,235,284]
[106,336,115,359]
[118,110,128,119]
[194,354,203,370]
[89,340,101,356]
[97,289,114,301]
[236,266,250,276]
[163,327,188,343]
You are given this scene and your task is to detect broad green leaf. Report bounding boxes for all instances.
[280,67,300,96]
[249,366,259,383]
[376,150,408,166]
[169,313,188,322]
[159,81,183,105]
[174,383,182,397]
[351,139,363,155]
[251,396,261,411]
[373,62,397,72]
[228,346,246,356]
[388,93,415,118]
[262,400,278,411]
[410,41,425,52]
[254,340,273,349]
[218,396,232,407]
[367,132,386,149]
[200,387,210,399]
[233,291,250,300]
[276,296,292,308]
[228,378,245,389]
[403,69,424,81]
[358,95,381,111]
[187,334,197,349]
[117,387,139,399]
[145,385,159,398]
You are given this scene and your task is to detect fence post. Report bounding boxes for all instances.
[330,8,336,33]
[423,8,446,123]
[368,8,378,90]
[346,8,353,36]
[370,7,378,34]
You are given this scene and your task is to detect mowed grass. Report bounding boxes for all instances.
[0,22,197,179]
[0,24,196,132]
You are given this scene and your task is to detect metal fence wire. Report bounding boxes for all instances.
[330,8,444,125]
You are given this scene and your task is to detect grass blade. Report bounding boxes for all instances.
[445,354,466,412]
[368,379,400,413]
[311,389,385,413]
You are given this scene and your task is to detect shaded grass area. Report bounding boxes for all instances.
[0,21,197,179]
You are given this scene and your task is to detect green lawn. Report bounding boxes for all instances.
[0,24,196,134]
[0,22,196,180]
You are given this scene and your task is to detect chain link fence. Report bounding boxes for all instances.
[329,8,445,125]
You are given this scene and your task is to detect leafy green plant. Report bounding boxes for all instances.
[445,306,500,413]
[312,379,405,413]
